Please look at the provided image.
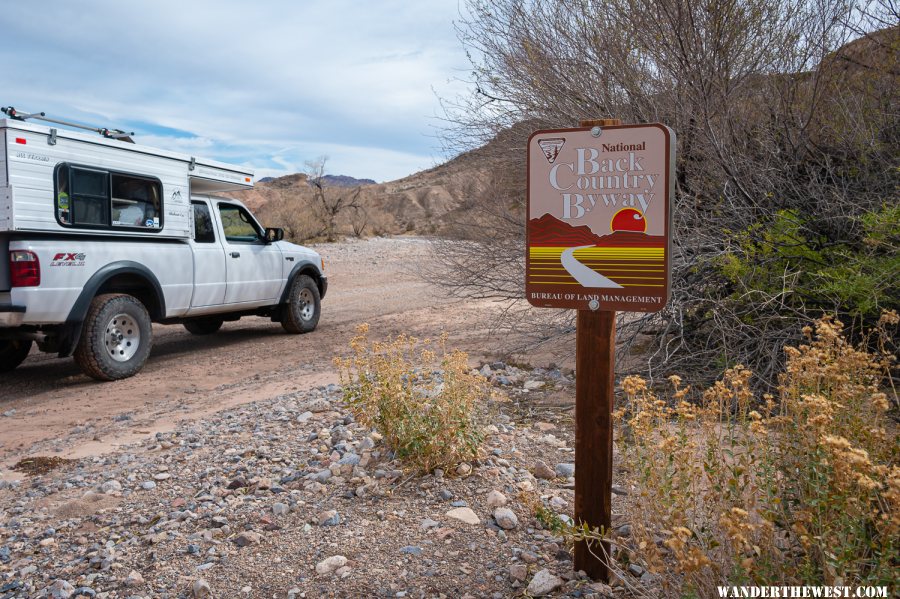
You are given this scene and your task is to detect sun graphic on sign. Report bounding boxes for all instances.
[610,208,647,233]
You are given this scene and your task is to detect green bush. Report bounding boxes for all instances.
[719,204,900,321]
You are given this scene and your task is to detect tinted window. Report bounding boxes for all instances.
[218,204,262,243]
[72,168,108,197]
[70,167,109,226]
[192,202,216,243]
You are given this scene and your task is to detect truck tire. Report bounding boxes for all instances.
[183,318,224,335]
[281,274,321,334]
[0,340,32,373]
[74,294,153,381]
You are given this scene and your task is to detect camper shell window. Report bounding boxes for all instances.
[54,163,163,231]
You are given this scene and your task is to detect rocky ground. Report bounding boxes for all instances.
[0,363,647,599]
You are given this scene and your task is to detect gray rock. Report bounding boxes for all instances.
[318,510,341,526]
[420,518,440,530]
[486,490,507,508]
[450,500,468,507]
[400,545,422,555]
[526,569,563,596]
[509,563,528,582]
[46,579,76,599]
[338,453,360,466]
[140,481,156,490]
[124,570,144,587]
[272,502,290,516]
[554,463,575,478]
[310,469,332,483]
[532,460,556,479]
[315,555,348,574]
[233,531,261,547]
[446,507,480,525]
[100,480,122,494]
[304,398,332,413]
[493,507,519,530]
[438,489,454,501]
[192,578,211,597]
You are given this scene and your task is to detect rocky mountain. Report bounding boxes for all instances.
[230,126,520,235]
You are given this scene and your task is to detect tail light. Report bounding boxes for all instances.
[10,250,40,287]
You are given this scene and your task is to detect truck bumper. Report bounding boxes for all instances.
[0,304,26,327]
[319,275,328,299]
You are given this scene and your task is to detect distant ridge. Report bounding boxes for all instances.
[319,174,377,187]
[529,213,664,247]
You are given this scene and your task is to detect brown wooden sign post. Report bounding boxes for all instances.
[526,118,675,582]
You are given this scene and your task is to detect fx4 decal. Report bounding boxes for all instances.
[50,252,87,267]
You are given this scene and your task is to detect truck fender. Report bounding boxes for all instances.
[57,262,166,357]
[279,261,325,304]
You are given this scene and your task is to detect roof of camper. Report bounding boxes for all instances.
[1,118,255,193]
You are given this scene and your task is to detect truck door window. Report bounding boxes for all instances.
[112,175,161,228]
[218,204,262,243]
[192,202,216,243]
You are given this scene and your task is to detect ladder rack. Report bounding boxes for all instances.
[1,105,135,143]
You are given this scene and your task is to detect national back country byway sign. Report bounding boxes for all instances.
[526,123,675,312]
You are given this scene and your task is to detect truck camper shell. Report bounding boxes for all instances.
[0,117,254,239]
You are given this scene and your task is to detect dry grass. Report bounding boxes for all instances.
[334,324,489,473]
[12,456,78,475]
[610,312,899,596]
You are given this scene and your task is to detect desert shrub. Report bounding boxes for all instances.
[609,313,899,596]
[438,0,899,387]
[334,324,488,473]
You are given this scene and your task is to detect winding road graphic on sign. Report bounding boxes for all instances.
[561,245,623,288]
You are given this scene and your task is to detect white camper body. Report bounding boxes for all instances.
[0,118,253,238]
[0,113,326,381]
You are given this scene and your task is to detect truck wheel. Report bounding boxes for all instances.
[281,274,321,334]
[0,340,32,373]
[74,294,153,381]
[183,318,224,335]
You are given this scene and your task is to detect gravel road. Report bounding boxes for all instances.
[0,237,502,468]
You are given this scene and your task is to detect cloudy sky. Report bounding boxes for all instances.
[0,1,473,182]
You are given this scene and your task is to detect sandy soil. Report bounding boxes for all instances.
[0,237,515,470]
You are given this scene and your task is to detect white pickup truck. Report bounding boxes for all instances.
[0,107,326,380]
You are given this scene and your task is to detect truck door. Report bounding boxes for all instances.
[189,200,227,307]
[216,202,282,305]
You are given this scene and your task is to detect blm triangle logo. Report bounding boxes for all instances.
[538,138,565,164]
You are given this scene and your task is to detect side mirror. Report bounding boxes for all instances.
[265,227,284,243]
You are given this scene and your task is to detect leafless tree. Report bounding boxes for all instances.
[306,156,363,242]
[434,0,898,386]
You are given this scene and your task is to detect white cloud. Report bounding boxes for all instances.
[0,0,472,181]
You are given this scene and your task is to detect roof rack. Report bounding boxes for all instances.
[1,105,135,143]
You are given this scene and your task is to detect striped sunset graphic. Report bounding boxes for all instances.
[528,214,665,288]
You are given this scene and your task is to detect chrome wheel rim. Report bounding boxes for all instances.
[298,288,315,321]
[105,313,140,362]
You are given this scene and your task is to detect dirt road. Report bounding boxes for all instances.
[0,237,506,469]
